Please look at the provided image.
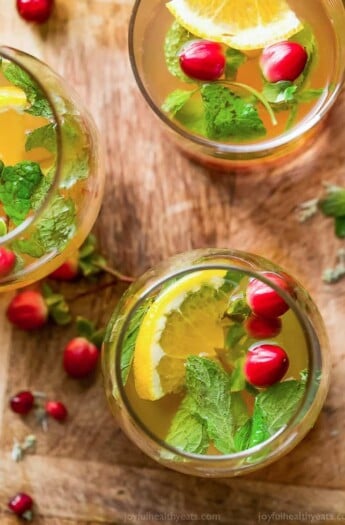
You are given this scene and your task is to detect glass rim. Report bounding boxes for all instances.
[128,0,345,157]
[0,46,63,244]
[111,254,325,465]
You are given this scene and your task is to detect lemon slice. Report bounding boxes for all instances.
[166,0,303,50]
[0,86,28,112]
[133,269,232,400]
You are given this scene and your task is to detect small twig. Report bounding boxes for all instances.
[67,279,120,303]
[298,198,319,222]
[96,263,135,283]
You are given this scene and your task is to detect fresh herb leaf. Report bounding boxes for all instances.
[31,167,55,211]
[76,316,105,348]
[121,297,153,383]
[0,218,7,236]
[235,379,306,451]
[162,89,196,116]
[231,392,250,430]
[26,123,57,153]
[15,195,76,258]
[0,161,43,225]
[318,185,345,217]
[219,269,244,293]
[42,283,72,325]
[225,48,246,80]
[230,358,246,392]
[201,84,266,140]
[296,88,324,103]
[59,115,90,188]
[2,61,53,119]
[173,96,207,136]
[185,356,235,453]
[335,217,345,238]
[78,234,107,278]
[225,323,247,349]
[164,21,194,82]
[165,395,209,456]
[225,295,251,321]
[263,81,297,104]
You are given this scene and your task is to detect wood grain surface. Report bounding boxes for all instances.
[1,1,345,524]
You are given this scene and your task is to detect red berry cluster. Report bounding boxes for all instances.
[242,272,294,388]
[179,39,307,83]
[10,390,68,421]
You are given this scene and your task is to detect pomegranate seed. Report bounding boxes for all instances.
[45,401,68,421]
[63,337,99,378]
[245,314,282,339]
[8,492,33,517]
[244,343,289,387]
[7,290,48,330]
[49,258,79,281]
[260,41,308,83]
[179,40,225,81]
[0,247,16,278]
[246,272,293,318]
[10,391,35,415]
[16,0,54,23]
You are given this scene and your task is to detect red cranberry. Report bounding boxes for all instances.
[63,337,99,378]
[246,272,293,318]
[260,41,308,83]
[7,290,48,330]
[245,314,282,339]
[10,391,35,415]
[244,343,289,387]
[0,247,16,278]
[16,0,54,23]
[45,401,68,421]
[49,258,79,281]
[179,40,225,81]
[8,492,33,517]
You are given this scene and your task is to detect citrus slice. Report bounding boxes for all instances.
[133,269,232,400]
[166,0,303,50]
[0,86,28,111]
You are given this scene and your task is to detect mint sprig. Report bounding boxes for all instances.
[225,48,246,80]
[26,123,57,154]
[42,283,72,325]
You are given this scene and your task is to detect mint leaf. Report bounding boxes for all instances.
[234,418,252,451]
[225,48,246,80]
[31,167,55,211]
[76,316,104,348]
[318,185,345,217]
[162,89,195,116]
[26,123,57,153]
[59,115,90,188]
[231,391,249,429]
[201,84,266,140]
[230,358,246,392]
[15,195,76,257]
[121,297,153,383]
[263,81,297,104]
[225,323,247,349]
[165,395,208,455]
[255,379,305,435]
[0,161,43,225]
[185,356,235,453]
[42,283,72,325]
[219,269,244,293]
[78,234,107,278]
[335,217,345,238]
[225,295,251,321]
[2,61,53,119]
[173,96,207,136]
[296,88,324,103]
[164,21,194,82]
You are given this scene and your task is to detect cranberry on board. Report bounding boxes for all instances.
[0,247,16,278]
[10,390,35,415]
[244,343,289,387]
[179,40,225,81]
[49,258,79,281]
[8,492,33,518]
[6,290,48,330]
[260,41,308,83]
[245,314,282,339]
[45,401,68,421]
[63,337,99,378]
[246,272,293,318]
[16,0,54,23]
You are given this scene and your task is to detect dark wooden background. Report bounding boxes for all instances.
[1,1,345,524]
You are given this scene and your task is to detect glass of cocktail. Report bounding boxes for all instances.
[129,0,345,169]
[0,47,104,291]
[103,249,329,477]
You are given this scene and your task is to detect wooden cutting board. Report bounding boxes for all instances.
[1,1,345,524]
